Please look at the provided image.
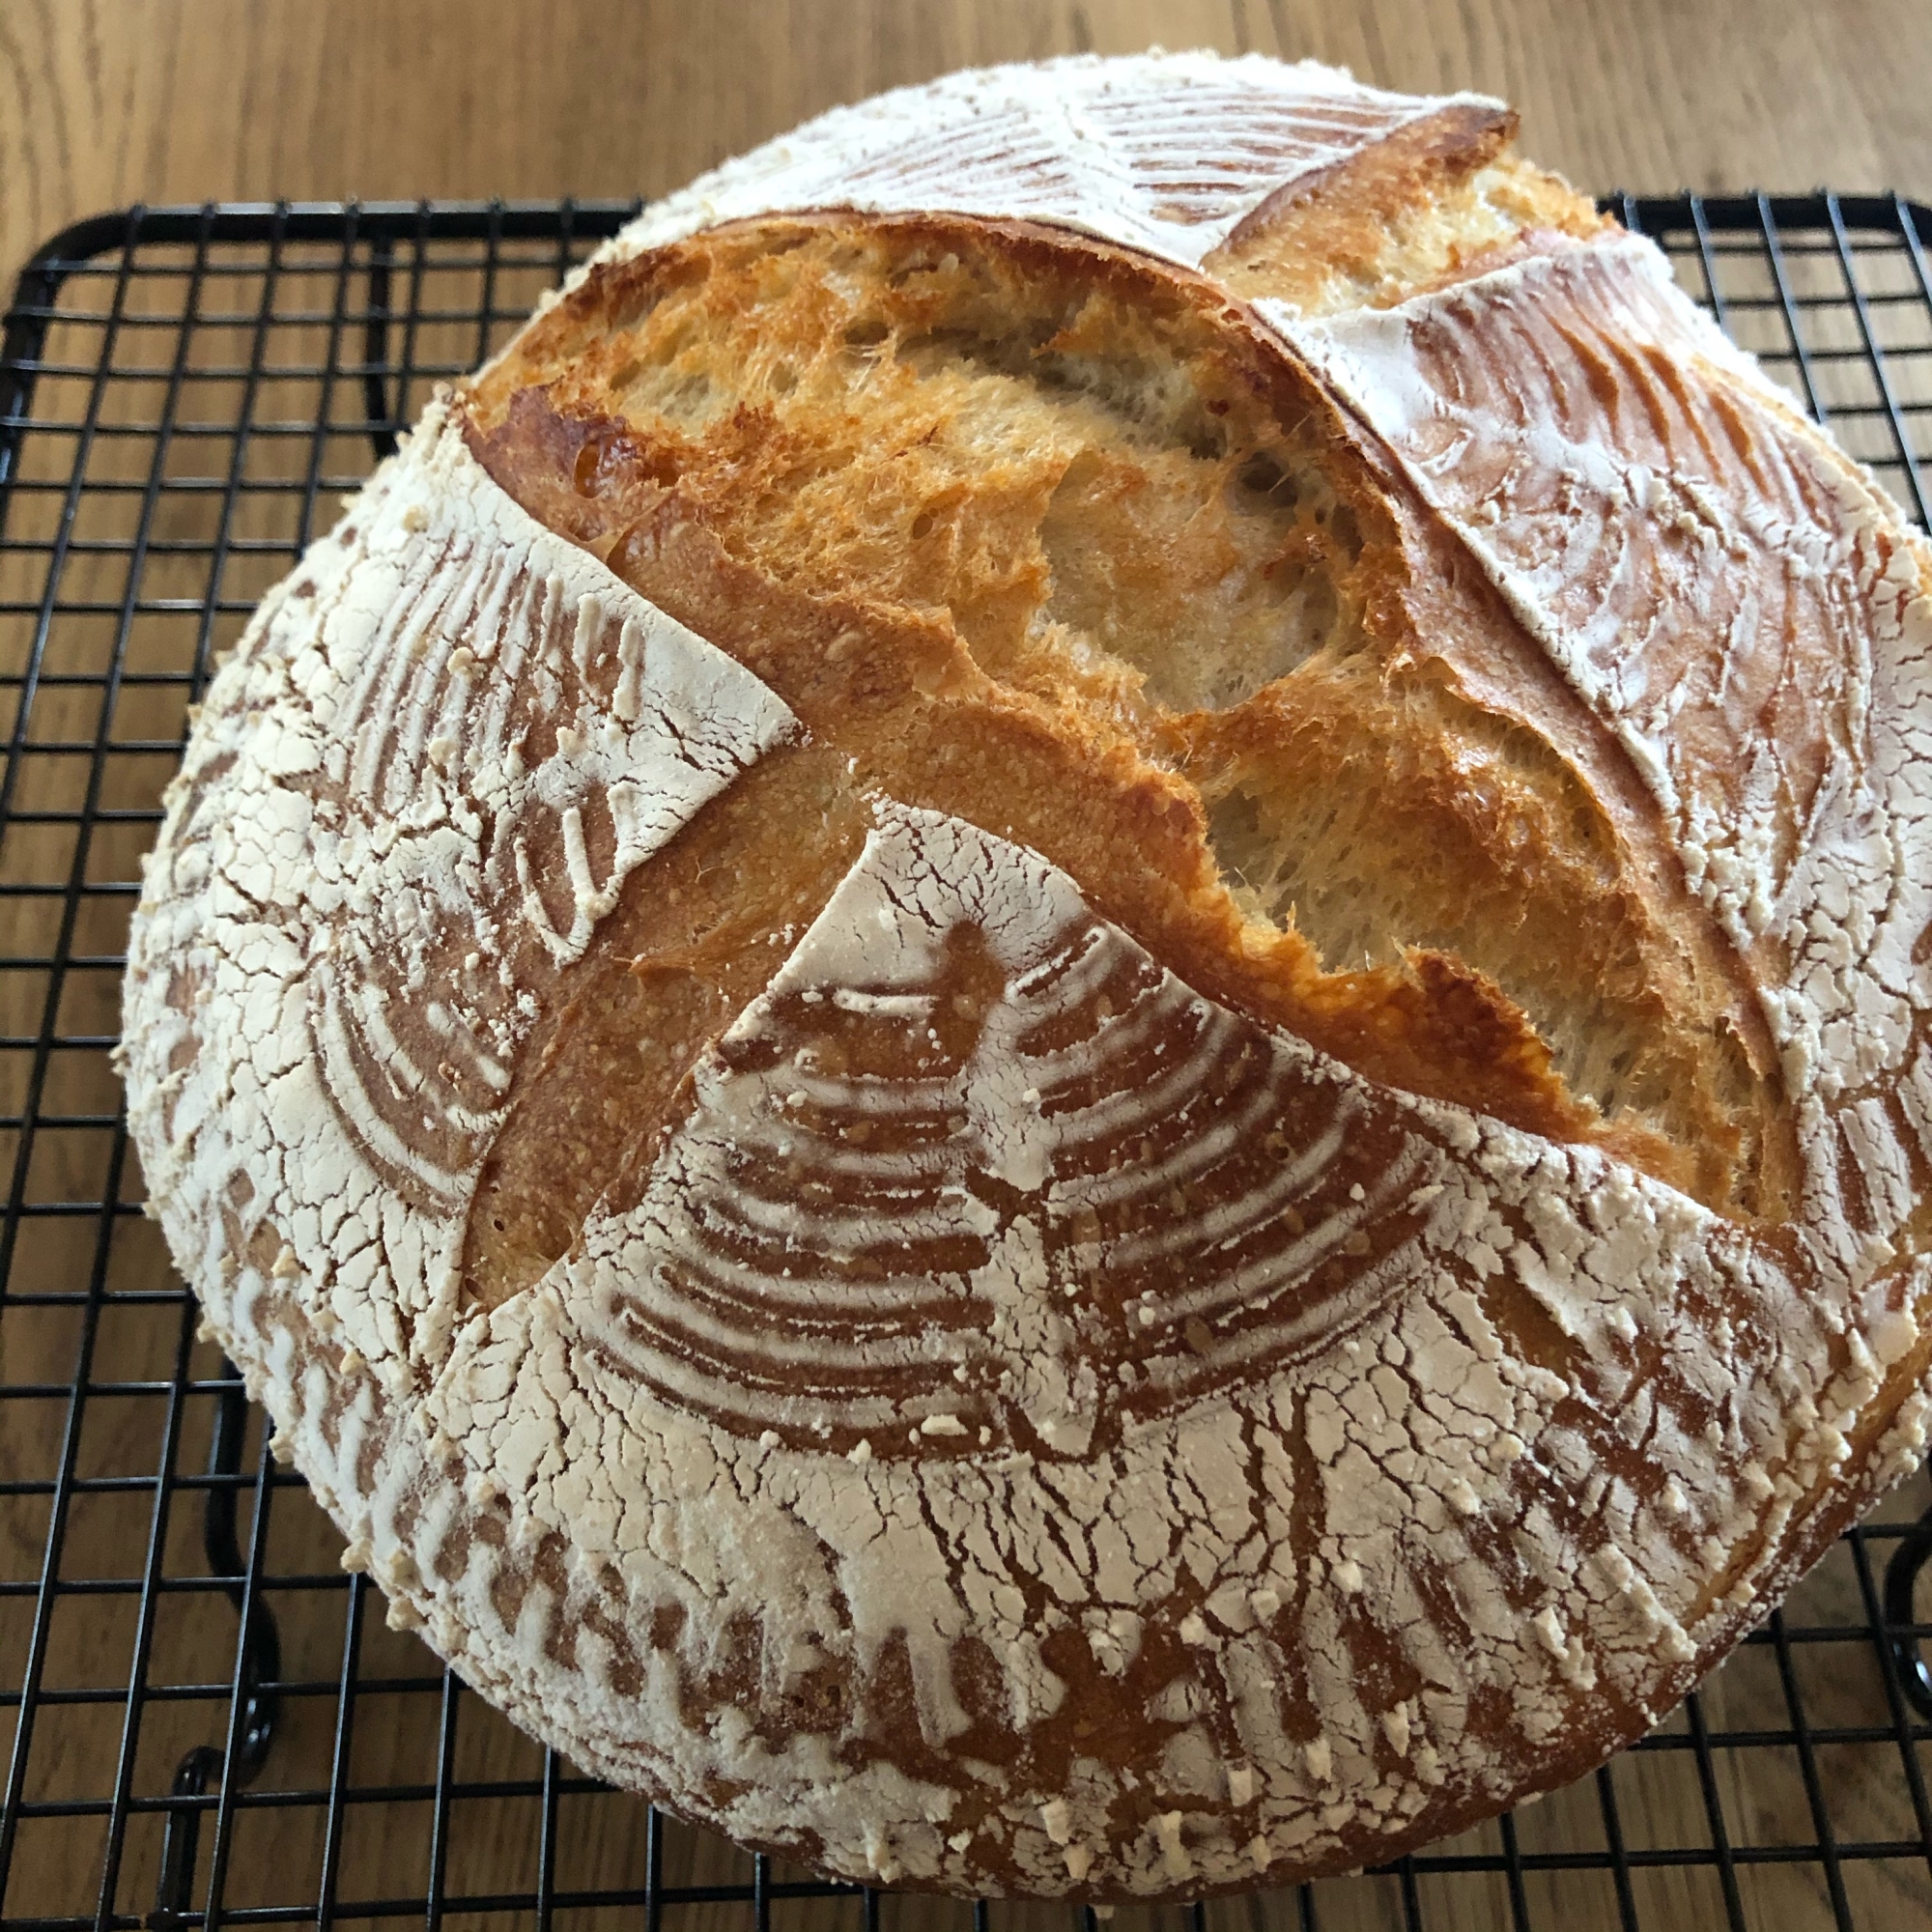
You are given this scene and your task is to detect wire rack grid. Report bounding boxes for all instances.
[2,192,1932,1932]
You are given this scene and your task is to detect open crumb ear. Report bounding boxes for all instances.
[475,213,1373,724]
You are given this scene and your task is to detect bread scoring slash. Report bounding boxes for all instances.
[122,52,1932,1902]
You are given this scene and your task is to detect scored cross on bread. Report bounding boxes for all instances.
[123,54,1932,1901]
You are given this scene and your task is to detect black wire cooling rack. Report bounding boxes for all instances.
[4,193,1932,1932]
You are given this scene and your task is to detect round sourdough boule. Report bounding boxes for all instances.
[122,52,1932,1901]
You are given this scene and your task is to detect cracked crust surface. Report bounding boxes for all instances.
[123,52,1932,1902]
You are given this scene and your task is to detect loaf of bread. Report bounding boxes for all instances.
[122,53,1932,1901]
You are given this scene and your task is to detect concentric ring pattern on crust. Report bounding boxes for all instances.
[122,51,1932,1901]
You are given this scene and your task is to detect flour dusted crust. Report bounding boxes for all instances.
[581,53,1499,274]
[124,52,1932,1902]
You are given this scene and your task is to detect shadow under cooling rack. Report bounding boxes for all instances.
[4,194,1932,1932]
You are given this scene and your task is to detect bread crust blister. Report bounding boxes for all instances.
[123,52,1932,1900]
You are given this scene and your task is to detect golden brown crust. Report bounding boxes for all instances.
[469,212,1783,1212]
[1229,100,1520,238]
[467,386,1590,1148]
[1210,104,1609,314]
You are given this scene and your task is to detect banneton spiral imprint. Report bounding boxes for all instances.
[122,51,1932,1901]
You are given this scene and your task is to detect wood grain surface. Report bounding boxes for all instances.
[3,0,1929,290]
[5,6,1932,1931]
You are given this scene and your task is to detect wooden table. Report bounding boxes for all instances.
[5,6,1932,1931]
[4,0,1928,289]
